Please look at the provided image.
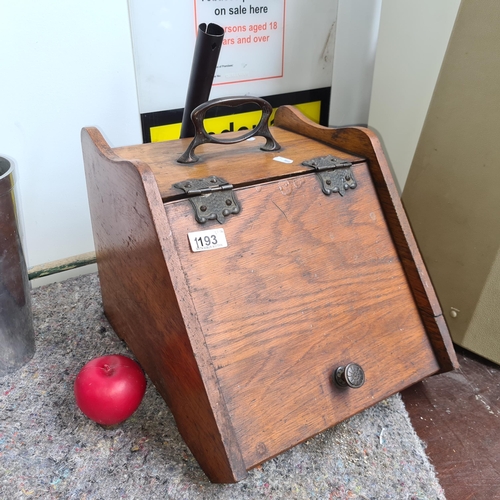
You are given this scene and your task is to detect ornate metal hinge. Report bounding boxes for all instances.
[173,176,240,224]
[302,155,357,196]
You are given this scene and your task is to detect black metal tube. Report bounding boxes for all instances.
[180,23,224,138]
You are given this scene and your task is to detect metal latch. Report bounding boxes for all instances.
[173,176,240,224]
[302,155,357,196]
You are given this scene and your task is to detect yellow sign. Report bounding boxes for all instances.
[150,101,321,143]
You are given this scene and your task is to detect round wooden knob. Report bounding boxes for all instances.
[334,363,365,388]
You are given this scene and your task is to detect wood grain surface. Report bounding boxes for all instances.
[82,105,458,482]
[164,165,440,468]
[82,127,247,483]
[113,127,365,200]
[402,347,500,500]
[274,106,458,372]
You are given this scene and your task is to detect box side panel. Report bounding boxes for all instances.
[82,128,246,482]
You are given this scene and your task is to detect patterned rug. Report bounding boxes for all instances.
[0,273,445,499]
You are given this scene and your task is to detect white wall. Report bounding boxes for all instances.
[368,0,462,192]
[329,0,382,126]
[0,0,381,272]
[0,1,142,268]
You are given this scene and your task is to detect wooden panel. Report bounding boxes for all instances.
[83,104,458,482]
[164,164,440,468]
[402,347,500,500]
[274,105,458,372]
[113,127,364,200]
[81,127,246,483]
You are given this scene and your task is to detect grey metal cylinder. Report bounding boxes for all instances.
[0,156,35,377]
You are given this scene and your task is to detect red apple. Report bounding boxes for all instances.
[74,354,146,426]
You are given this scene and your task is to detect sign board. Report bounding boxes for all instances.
[195,0,285,85]
[128,0,338,142]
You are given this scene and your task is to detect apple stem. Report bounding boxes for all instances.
[102,364,114,376]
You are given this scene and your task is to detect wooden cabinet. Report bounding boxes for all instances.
[82,104,457,483]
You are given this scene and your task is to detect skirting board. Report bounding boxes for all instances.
[29,252,97,288]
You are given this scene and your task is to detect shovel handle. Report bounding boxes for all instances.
[177,96,281,164]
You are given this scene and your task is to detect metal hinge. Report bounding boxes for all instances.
[173,176,240,224]
[302,155,357,196]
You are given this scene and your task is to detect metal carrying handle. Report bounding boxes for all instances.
[177,96,281,164]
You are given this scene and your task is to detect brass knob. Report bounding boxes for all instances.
[334,363,365,389]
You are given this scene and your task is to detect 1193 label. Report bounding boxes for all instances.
[188,228,228,252]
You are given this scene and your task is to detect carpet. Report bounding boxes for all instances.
[0,273,445,499]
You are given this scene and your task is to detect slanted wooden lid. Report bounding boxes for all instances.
[112,127,365,201]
